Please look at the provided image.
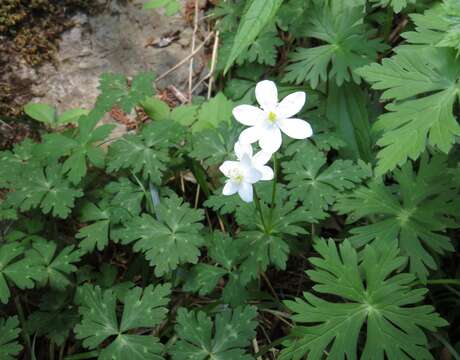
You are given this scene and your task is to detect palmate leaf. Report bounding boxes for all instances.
[0,316,22,360]
[184,232,248,306]
[283,2,386,88]
[0,139,36,187]
[4,161,83,219]
[280,240,448,360]
[26,239,81,290]
[113,194,205,276]
[219,29,283,68]
[283,142,371,219]
[224,0,283,73]
[190,121,242,167]
[27,291,79,346]
[0,242,45,304]
[96,72,156,113]
[335,154,457,281]
[40,110,115,184]
[235,185,315,283]
[170,306,258,360]
[403,0,460,53]
[107,121,184,184]
[357,46,460,175]
[75,284,170,360]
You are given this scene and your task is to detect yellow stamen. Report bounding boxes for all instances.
[268,111,277,123]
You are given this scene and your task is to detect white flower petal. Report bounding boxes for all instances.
[253,150,272,166]
[276,92,306,119]
[278,118,313,139]
[238,182,253,202]
[255,80,278,111]
[259,127,282,153]
[259,165,274,181]
[232,105,264,126]
[219,161,240,177]
[222,181,238,195]
[234,141,253,160]
[245,167,262,184]
[239,126,262,144]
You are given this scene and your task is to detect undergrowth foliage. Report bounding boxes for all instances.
[1,0,460,359]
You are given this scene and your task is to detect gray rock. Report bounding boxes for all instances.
[28,0,206,113]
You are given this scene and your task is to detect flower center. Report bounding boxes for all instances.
[268,111,277,123]
[228,168,244,184]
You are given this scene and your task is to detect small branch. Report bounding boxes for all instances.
[207,30,220,99]
[188,0,199,101]
[155,32,214,82]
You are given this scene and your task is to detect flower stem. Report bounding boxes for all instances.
[426,279,460,286]
[268,153,278,227]
[253,187,267,232]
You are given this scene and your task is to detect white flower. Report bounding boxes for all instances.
[232,80,313,153]
[219,141,274,202]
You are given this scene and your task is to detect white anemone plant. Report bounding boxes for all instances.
[219,141,273,202]
[233,80,313,153]
[220,80,313,227]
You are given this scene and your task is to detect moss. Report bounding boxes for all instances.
[0,0,107,117]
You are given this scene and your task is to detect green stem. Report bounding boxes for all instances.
[253,187,267,232]
[432,332,460,360]
[130,171,155,215]
[268,153,278,227]
[383,5,393,43]
[426,279,460,286]
[14,295,31,354]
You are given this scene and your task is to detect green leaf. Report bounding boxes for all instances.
[283,142,371,220]
[76,201,112,253]
[335,154,457,281]
[96,72,156,113]
[113,194,205,276]
[4,162,83,219]
[107,121,184,184]
[0,316,22,360]
[280,240,448,360]
[0,242,45,304]
[224,0,284,73]
[24,103,56,125]
[189,121,242,166]
[370,0,416,13]
[143,0,181,16]
[326,81,373,161]
[40,110,115,184]
[193,92,234,132]
[57,108,89,125]
[105,177,145,220]
[75,283,170,359]
[170,306,258,360]
[141,98,171,121]
[283,3,386,88]
[357,46,460,175]
[26,239,81,290]
[403,1,460,52]
[0,139,36,187]
[235,187,314,282]
[184,232,247,305]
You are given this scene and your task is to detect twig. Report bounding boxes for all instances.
[167,85,188,104]
[252,338,263,360]
[188,0,199,101]
[207,30,220,99]
[194,184,201,209]
[155,32,214,82]
[261,271,281,305]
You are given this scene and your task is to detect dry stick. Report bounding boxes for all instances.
[188,0,199,101]
[155,32,214,82]
[252,338,263,360]
[207,30,220,99]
